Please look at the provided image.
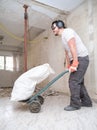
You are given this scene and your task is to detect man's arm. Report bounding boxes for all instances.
[68,37,79,72]
[65,50,70,68]
[68,37,78,62]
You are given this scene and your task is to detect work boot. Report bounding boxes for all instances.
[64,105,80,111]
[81,103,92,107]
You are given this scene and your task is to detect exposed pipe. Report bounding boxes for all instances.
[23,5,28,72]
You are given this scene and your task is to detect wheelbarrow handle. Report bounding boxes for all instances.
[27,70,69,104]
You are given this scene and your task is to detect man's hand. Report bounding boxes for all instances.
[69,61,79,72]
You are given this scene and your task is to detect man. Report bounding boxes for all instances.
[51,20,92,111]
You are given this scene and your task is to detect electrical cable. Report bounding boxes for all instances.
[0,23,45,44]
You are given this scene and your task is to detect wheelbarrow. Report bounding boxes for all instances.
[20,70,69,113]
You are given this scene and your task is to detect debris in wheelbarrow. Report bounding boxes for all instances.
[10,63,54,112]
[10,63,55,101]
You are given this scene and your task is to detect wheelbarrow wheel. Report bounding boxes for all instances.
[29,100,41,113]
[37,95,44,105]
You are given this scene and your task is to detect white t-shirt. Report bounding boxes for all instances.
[62,28,88,61]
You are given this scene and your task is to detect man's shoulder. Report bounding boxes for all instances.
[64,28,74,32]
[63,28,74,36]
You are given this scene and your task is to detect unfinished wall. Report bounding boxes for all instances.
[93,0,97,96]
[0,46,23,87]
[28,0,97,96]
[0,70,21,87]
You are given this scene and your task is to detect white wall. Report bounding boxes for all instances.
[0,70,21,87]
[0,46,23,87]
[27,0,97,97]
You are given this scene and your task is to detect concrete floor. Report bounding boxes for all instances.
[0,88,97,130]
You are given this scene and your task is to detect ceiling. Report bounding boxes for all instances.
[0,0,84,48]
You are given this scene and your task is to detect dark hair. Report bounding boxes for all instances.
[51,20,66,30]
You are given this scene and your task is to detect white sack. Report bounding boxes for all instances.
[11,63,55,101]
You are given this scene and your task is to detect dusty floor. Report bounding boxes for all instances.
[0,88,97,130]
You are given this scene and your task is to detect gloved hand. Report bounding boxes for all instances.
[69,61,79,72]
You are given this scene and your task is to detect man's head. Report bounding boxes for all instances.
[51,20,66,36]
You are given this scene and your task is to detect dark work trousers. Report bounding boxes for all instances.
[69,56,92,108]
